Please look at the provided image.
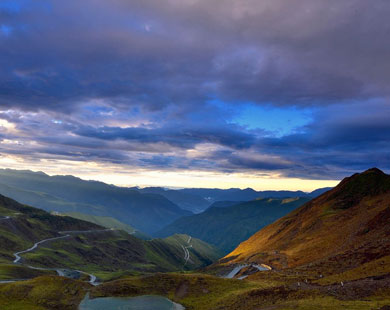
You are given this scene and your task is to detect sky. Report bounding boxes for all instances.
[0,0,389,191]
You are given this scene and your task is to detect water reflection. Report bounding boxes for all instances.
[79,294,185,310]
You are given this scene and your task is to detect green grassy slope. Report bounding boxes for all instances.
[0,195,101,263]
[91,273,390,310]
[63,212,150,239]
[1,271,389,310]
[0,194,221,282]
[21,231,222,281]
[146,234,222,271]
[0,264,55,280]
[157,197,310,253]
[0,276,89,310]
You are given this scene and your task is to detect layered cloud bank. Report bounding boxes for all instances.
[0,0,389,188]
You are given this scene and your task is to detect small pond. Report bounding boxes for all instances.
[79,294,185,310]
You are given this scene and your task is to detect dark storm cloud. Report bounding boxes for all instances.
[224,155,292,171]
[0,0,389,180]
[262,102,390,150]
[254,102,390,178]
[2,0,390,111]
[74,124,256,150]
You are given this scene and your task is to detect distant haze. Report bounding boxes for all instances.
[0,167,337,192]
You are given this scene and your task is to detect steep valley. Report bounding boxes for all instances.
[157,197,310,253]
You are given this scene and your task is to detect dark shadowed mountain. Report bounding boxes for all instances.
[308,187,333,198]
[206,201,244,209]
[156,197,310,253]
[135,186,332,213]
[202,187,332,201]
[134,187,211,213]
[210,188,308,201]
[0,169,191,234]
[224,168,390,279]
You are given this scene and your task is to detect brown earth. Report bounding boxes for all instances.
[223,168,390,281]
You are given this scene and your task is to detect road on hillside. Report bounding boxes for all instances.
[224,263,272,279]
[181,235,193,265]
[4,227,116,285]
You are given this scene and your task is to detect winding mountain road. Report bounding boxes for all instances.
[0,218,116,286]
[181,235,193,265]
[13,235,71,264]
[225,265,248,279]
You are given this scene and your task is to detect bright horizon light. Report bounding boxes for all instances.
[0,156,339,192]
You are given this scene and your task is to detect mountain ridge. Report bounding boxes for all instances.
[0,169,191,234]
[222,168,390,279]
[137,185,333,213]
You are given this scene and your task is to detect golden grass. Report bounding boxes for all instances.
[316,255,390,285]
[0,271,388,310]
[91,272,390,310]
[0,264,55,280]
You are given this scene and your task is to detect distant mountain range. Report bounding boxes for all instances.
[133,187,212,213]
[223,168,390,280]
[156,197,311,253]
[0,168,332,234]
[135,186,332,213]
[0,169,190,234]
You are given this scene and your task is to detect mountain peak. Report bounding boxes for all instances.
[340,167,388,187]
[322,168,390,210]
[361,167,385,175]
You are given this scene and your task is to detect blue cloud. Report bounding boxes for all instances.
[0,25,12,36]
[0,1,23,14]
[0,0,389,180]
